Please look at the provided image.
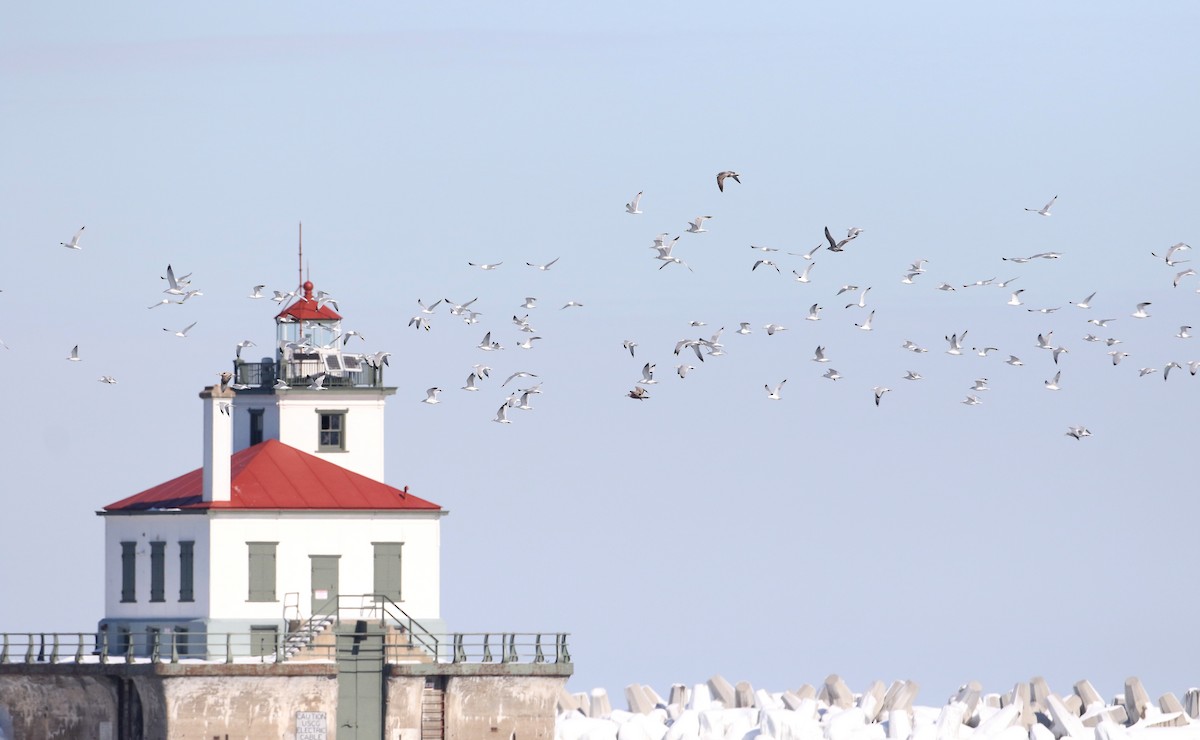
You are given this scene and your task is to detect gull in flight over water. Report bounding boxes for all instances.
[638,363,658,385]
[1065,426,1092,440]
[1073,292,1096,309]
[501,371,537,387]
[1007,290,1025,306]
[560,301,584,310]
[945,331,968,355]
[789,243,823,260]
[1176,326,1192,339]
[902,340,928,353]
[248,285,265,299]
[1173,268,1196,288]
[716,171,741,192]
[823,226,855,252]
[962,395,983,406]
[1024,195,1057,216]
[625,191,643,214]
[736,323,752,335]
[520,297,537,309]
[752,259,780,273]
[98,376,117,384]
[1006,355,1024,366]
[903,371,922,381]
[765,379,787,400]
[1164,361,1183,380]
[60,227,85,250]
[1138,367,1158,377]
[764,323,788,335]
[623,339,637,357]
[686,216,713,233]
[855,310,875,331]
[462,373,480,391]
[845,287,872,308]
[515,336,542,350]
[812,346,829,363]
[676,364,695,379]
[1151,242,1191,266]
[823,368,842,381]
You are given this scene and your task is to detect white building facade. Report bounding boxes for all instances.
[97,282,445,656]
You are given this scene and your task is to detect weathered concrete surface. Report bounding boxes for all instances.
[160,674,337,739]
[0,673,118,740]
[442,673,567,740]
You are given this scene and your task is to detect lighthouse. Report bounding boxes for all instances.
[96,279,447,655]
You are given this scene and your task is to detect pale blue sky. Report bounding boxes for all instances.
[3,1,1199,703]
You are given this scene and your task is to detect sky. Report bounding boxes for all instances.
[2,1,1199,706]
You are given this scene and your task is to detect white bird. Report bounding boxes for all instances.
[418,298,443,314]
[307,374,327,390]
[902,340,928,353]
[1026,306,1060,314]
[1024,195,1057,216]
[638,363,657,385]
[716,171,741,192]
[974,347,999,357]
[235,340,256,358]
[806,304,822,321]
[248,285,266,299]
[560,301,584,310]
[339,330,366,345]
[98,375,117,384]
[836,284,859,296]
[1007,290,1025,306]
[855,311,875,331]
[472,364,491,379]
[873,386,890,406]
[273,378,291,390]
[750,245,780,253]
[1177,326,1192,339]
[903,371,922,381]
[1152,242,1191,266]
[752,259,780,273]
[736,323,752,335]
[764,323,788,335]
[963,277,996,288]
[962,395,982,406]
[689,320,707,326]
[516,336,542,349]
[1044,371,1062,390]
[526,258,560,271]
[1131,302,1152,319]
[468,261,503,270]
[812,346,829,363]
[765,379,787,400]
[60,226,85,250]
[971,378,990,392]
[623,339,637,357]
[1052,346,1070,364]
[502,371,537,387]
[1087,317,1116,327]
[1105,337,1123,346]
[1164,361,1183,381]
[844,286,872,309]
[520,297,537,309]
[162,264,188,295]
[1072,291,1096,308]
[789,243,823,260]
[908,259,929,273]
[1065,426,1092,440]
[1138,367,1157,377]
[1188,360,1200,376]
[794,263,816,282]
[1082,334,1101,343]
[477,332,502,351]
[823,368,841,381]
[996,277,1019,288]
[462,373,480,391]
[625,191,643,214]
[945,331,968,355]
[937,282,957,291]
[686,216,713,233]
[493,403,513,422]
[627,386,649,401]
[658,255,693,272]
[676,364,695,378]
[408,316,431,331]
[164,322,197,338]
[422,387,442,404]
[1031,251,1063,259]
[900,272,921,284]
[1173,268,1196,288]
[1035,331,1054,350]
[512,391,536,411]
[1006,355,1023,366]
[1108,350,1129,365]
[147,299,176,309]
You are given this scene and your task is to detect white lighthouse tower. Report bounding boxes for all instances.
[97,278,446,657]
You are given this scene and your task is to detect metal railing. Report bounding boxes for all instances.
[0,629,571,666]
[232,356,385,389]
[297,593,439,660]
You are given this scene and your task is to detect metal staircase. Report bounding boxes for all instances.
[281,612,336,660]
[421,677,446,740]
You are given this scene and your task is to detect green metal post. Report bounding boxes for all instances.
[99,631,108,664]
[452,633,465,663]
[556,633,571,664]
[225,633,233,664]
[171,632,179,663]
[503,633,518,663]
[75,634,84,663]
[50,634,60,663]
[534,633,545,663]
[1,634,8,663]
[150,631,160,663]
[481,633,493,663]
[24,634,33,663]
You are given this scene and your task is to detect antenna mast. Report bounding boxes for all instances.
[298,222,303,290]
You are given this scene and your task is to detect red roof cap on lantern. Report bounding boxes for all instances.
[276,280,342,322]
[102,439,440,512]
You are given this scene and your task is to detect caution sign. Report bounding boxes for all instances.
[296,711,327,740]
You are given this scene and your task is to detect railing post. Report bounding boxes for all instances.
[503,633,518,663]
[556,633,571,664]
[24,634,34,663]
[0,634,9,663]
[75,634,84,664]
[150,631,161,663]
[36,633,46,662]
[50,634,60,663]
[276,632,284,664]
[99,631,108,664]
[124,634,134,663]
[452,634,465,663]
[171,632,179,663]
[225,633,233,664]
[534,633,545,664]
[481,633,492,663]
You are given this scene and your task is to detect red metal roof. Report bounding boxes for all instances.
[277,280,343,322]
[103,439,440,512]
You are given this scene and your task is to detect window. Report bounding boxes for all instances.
[317,410,346,451]
[372,542,403,602]
[247,542,278,602]
[179,541,195,602]
[248,409,264,446]
[150,542,165,602]
[120,542,136,602]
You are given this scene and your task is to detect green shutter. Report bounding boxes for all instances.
[150,542,165,602]
[248,542,277,601]
[179,541,195,602]
[120,542,136,603]
[372,543,403,602]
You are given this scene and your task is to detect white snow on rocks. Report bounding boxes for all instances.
[556,675,1200,740]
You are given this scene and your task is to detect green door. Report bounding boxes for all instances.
[310,555,340,617]
[336,623,384,740]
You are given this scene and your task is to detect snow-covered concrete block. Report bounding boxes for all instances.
[760,708,825,740]
[755,689,782,711]
[1029,677,1051,713]
[590,688,613,719]
[1028,718,1055,740]
[825,674,855,710]
[1046,693,1087,738]
[668,684,688,711]
[575,692,593,717]
[933,701,966,740]
[1184,688,1200,720]
[708,675,736,708]
[664,710,699,740]
[974,701,1020,737]
[886,708,912,740]
[559,688,582,714]
[1072,680,1103,712]
[688,683,712,712]
[1080,704,1127,728]
[828,706,869,740]
[615,712,668,740]
[859,680,886,723]
[1124,677,1151,722]
[794,684,817,701]
[624,684,654,715]
[734,680,755,708]
[1159,692,1186,716]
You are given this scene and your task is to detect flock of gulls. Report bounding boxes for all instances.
[37,170,1197,442]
